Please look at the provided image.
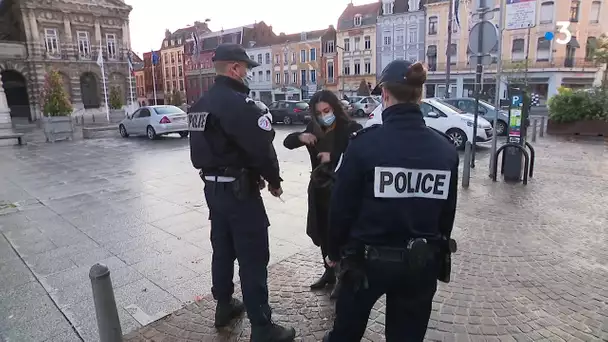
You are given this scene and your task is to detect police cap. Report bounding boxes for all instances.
[371,59,423,95]
[212,43,260,68]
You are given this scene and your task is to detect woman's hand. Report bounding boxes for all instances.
[317,152,331,164]
[298,133,317,146]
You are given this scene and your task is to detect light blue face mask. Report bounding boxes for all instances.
[320,113,336,126]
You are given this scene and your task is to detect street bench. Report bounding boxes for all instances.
[0,133,25,145]
[82,125,117,139]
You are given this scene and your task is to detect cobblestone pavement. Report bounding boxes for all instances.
[1,124,607,341]
[124,136,608,342]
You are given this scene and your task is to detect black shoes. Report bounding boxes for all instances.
[310,268,336,290]
[214,298,245,327]
[250,322,296,342]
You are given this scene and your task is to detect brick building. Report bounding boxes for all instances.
[142,50,164,105]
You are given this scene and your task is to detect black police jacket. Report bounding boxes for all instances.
[327,103,459,261]
[188,76,281,188]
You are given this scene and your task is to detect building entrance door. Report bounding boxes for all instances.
[1,69,31,121]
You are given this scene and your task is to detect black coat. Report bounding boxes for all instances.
[283,118,362,247]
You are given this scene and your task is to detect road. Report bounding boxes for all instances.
[0,122,606,341]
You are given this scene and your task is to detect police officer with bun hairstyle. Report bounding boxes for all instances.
[323,60,459,342]
[188,43,295,342]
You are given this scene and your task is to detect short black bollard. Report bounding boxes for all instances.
[462,141,472,188]
[540,116,545,137]
[531,119,537,142]
[89,263,123,342]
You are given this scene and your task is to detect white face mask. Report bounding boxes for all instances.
[320,112,336,126]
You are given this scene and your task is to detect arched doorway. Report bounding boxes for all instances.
[80,72,100,109]
[1,69,31,120]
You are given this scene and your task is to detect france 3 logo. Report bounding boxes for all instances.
[545,21,573,45]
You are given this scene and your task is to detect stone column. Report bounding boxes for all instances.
[29,11,40,42]
[94,19,102,45]
[0,73,13,130]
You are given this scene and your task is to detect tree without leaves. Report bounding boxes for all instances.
[357,79,371,96]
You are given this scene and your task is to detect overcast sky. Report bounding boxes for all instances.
[124,0,370,56]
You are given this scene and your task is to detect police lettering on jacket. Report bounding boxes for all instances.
[188,112,208,131]
[374,167,451,200]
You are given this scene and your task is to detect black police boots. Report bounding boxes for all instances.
[214,298,245,327]
[310,268,336,289]
[250,322,296,342]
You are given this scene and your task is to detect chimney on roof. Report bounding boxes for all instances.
[279,32,285,36]
[165,29,171,39]
[329,25,334,29]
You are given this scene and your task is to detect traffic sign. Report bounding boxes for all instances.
[468,21,499,55]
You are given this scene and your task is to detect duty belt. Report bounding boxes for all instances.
[363,239,439,263]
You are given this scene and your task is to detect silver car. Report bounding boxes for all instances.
[439,97,510,135]
[119,105,189,140]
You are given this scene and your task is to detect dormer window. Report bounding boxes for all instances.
[301,32,307,40]
[383,1,394,14]
[354,14,362,26]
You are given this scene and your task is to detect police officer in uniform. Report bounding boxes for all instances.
[323,60,459,342]
[188,43,296,342]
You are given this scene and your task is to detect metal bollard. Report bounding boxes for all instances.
[89,263,123,342]
[531,119,537,142]
[540,116,545,137]
[92,114,96,123]
[462,141,472,188]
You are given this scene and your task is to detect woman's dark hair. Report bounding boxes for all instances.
[383,62,427,103]
[308,90,351,125]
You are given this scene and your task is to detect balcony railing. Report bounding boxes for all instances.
[426,57,598,72]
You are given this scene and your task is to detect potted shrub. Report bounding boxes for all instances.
[547,87,608,136]
[108,86,125,123]
[41,69,74,142]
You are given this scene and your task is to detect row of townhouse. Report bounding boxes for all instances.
[133,0,607,107]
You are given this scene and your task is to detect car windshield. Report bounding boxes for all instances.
[432,99,466,114]
[154,106,184,115]
[478,99,495,109]
[295,102,309,110]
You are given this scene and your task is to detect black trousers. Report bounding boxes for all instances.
[203,181,272,326]
[325,258,438,342]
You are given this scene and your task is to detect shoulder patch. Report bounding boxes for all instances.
[257,115,272,131]
[188,112,209,131]
[350,124,381,139]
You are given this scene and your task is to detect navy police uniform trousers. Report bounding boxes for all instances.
[203,180,272,325]
[326,256,439,342]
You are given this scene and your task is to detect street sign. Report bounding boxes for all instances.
[472,0,496,11]
[468,54,493,66]
[468,21,499,54]
[506,0,537,30]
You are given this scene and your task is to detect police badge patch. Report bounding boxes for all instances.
[257,115,271,131]
[188,112,208,131]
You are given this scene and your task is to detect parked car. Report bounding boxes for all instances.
[439,97,510,136]
[364,98,493,149]
[267,100,311,125]
[347,96,380,117]
[119,105,188,140]
[254,101,273,123]
[340,100,352,114]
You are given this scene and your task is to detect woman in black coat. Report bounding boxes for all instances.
[283,90,362,298]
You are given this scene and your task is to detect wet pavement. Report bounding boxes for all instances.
[0,124,607,342]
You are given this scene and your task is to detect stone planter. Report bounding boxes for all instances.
[109,109,126,123]
[546,119,608,136]
[43,116,74,142]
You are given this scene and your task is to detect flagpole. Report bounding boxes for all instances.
[151,51,158,105]
[445,0,454,98]
[127,54,135,109]
[99,42,110,121]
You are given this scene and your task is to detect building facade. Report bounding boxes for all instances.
[134,59,146,106]
[271,29,327,101]
[142,50,164,105]
[246,45,273,104]
[377,0,426,74]
[336,2,381,98]
[424,0,607,103]
[185,22,276,103]
[320,26,338,94]
[0,0,133,127]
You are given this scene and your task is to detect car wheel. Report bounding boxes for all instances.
[283,116,293,125]
[495,120,507,136]
[356,109,365,117]
[179,131,189,138]
[119,124,129,138]
[146,126,157,140]
[446,128,467,150]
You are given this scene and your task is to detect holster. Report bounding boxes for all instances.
[436,236,457,283]
[232,168,259,200]
[338,247,369,292]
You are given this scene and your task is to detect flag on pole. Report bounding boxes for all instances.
[96,45,104,67]
[127,51,134,76]
[151,50,159,65]
[454,0,460,28]
[191,31,200,60]
[97,42,110,121]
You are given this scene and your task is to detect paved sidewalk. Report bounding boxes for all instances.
[124,136,608,342]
